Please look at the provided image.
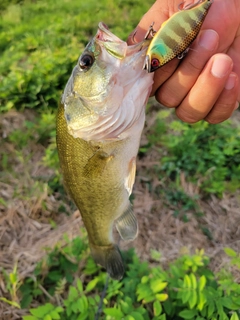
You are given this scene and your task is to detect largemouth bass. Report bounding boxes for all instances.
[56,22,153,280]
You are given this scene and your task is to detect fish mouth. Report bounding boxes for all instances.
[95,22,150,60]
[96,22,123,43]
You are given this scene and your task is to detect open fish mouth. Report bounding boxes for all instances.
[95,22,123,43]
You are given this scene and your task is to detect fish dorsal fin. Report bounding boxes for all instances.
[115,204,138,241]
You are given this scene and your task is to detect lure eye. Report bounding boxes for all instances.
[151,58,160,69]
[79,53,95,70]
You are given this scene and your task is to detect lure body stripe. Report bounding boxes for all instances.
[144,0,213,72]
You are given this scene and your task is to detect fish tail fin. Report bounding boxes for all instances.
[90,243,124,280]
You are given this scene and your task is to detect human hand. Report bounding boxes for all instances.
[128,0,240,124]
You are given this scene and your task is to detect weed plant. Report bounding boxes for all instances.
[1,231,239,320]
[144,110,240,197]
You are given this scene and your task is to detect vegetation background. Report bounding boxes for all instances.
[0,0,240,319]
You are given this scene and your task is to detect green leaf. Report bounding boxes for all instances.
[22,316,38,320]
[198,275,206,291]
[153,300,162,316]
[85,278,98,292]
[21,294,33,309]
[77,279,83,293]
[104,308,124,318]
[78,295,88,312]
[221,297,239,310]
[197,292,206,311]
[43,315,52,320]
[170,265,181,278]
[55,307,64,313]
[150,249,162,262]
[128,312,145,320]
[49,310,61,319]
[181,289,192,304]
[30,304,55,317]
[141,276,149,284]
[143,294,155,303]
[183,275,191,288]
[188,290,197,309]
[150,280,168,294]
[71,300,80,313]
[137,285,153,301]
[230,312,239,320]
[179,309,198,319]
[190,274,197,290]
[155,293,168,302]
[163,299,174,316]
[0,297,20,308]
[120,298,132,314]
[207,300,215,318]
[69,286,78,300]
[76,311,89,320]
[224,248,237,257]
[9,272,18,284]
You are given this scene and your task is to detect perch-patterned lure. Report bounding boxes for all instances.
[144,0,213,72]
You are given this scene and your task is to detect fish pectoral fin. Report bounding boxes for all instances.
[115,205,138,241]
[90,243,124,280]
[83,150,113,178]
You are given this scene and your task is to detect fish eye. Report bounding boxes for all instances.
[79,53,95,70]
[151,58,160,69]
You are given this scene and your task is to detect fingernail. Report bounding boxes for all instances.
[234,101,239,110]
[225,73,237,90]
[199,29,218,51]
[211,55,233,78]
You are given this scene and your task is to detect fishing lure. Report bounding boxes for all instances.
[143,0,213,72]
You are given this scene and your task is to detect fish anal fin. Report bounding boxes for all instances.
[90,243,124,280]
[83,150,113,178]
[115,205,138,241]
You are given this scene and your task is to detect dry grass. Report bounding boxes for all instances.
[0,107,240,318]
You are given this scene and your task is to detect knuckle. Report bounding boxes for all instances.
[175,108,201,123]
[156,89,180,108]
[204,102,235,124]
[186,59,203,73]
[205,117,222,124]
[180,51,207,74]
